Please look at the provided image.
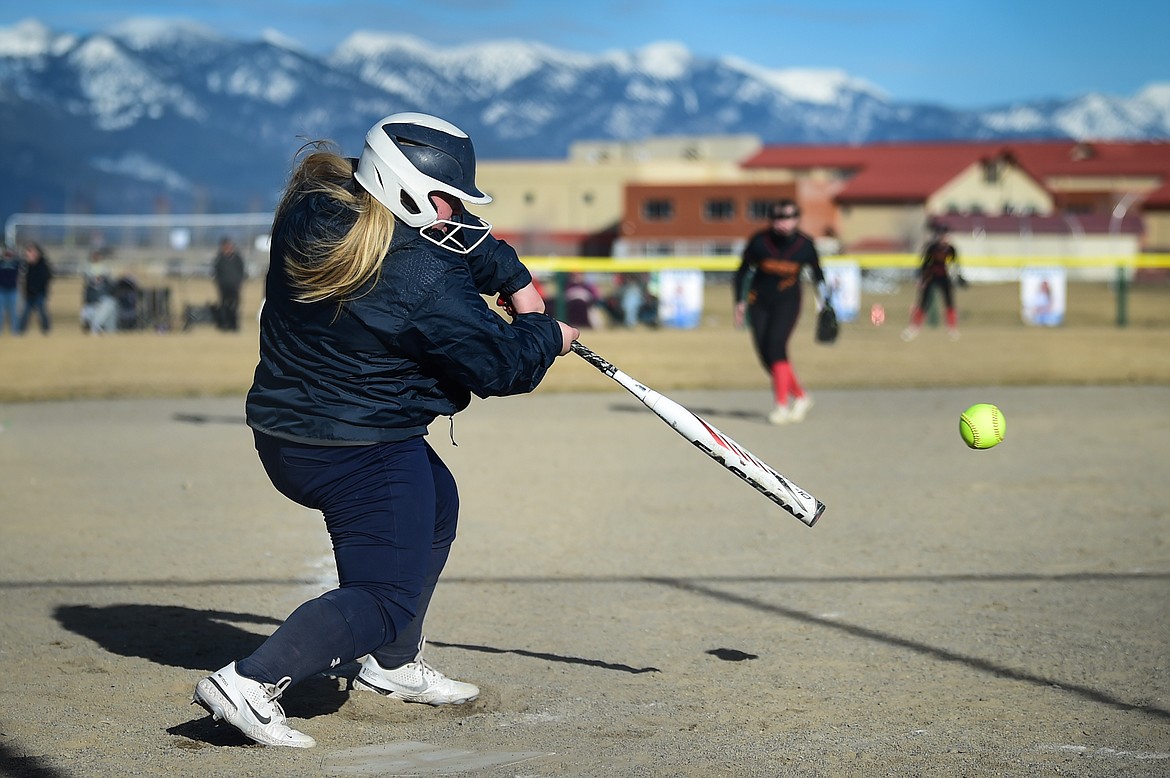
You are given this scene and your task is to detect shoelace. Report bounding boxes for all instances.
[260,676,293,717]
[411,659,445,685]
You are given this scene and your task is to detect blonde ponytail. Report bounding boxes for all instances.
[275,142,396,303]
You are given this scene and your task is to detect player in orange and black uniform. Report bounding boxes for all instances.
[734,199,827,425]
[902,223,963,341]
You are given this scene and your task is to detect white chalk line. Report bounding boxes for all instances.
[1042,744,1170,760]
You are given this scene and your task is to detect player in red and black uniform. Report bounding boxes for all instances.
[902,223,963,341]
[734,199,827,425]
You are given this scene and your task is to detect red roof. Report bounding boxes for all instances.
[743,140,1170,205]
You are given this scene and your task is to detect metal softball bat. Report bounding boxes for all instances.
[570,341,825,526]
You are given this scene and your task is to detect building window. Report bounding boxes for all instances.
[703,199,735,221]
[582,191,594,205]
[524,192,535,204]
[748,199,782,220]
[982,161,1001,184]
[643,199,674,221]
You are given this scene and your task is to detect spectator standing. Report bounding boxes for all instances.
[0,244,20,334]
[902,223,963,341]
[733,199,828,425]
[80,250,118,334]
[18,243,53,335]
[603,274,657,328]
[620,274,648,327]
[212,237,246,331]
[562,272,602,328]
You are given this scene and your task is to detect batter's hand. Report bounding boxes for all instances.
[734,302,747,329]
[557,321,579,355]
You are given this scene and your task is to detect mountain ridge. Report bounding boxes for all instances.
[2,17,1167,218]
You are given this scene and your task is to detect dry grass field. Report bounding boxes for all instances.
[2,274,1168,402]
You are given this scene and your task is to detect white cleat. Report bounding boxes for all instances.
[767,404,791,425]
[790,395,814,422]
[354,641,479,706]
[900,326,920,342]
[193,662,316,748]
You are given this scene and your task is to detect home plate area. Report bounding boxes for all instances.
[321,741,551,775]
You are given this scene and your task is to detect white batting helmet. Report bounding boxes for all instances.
[355,112,491,229]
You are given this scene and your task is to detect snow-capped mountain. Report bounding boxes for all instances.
[1,17,1167,218]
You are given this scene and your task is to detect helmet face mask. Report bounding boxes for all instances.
[355,112,492,253]
[420,213,493,255]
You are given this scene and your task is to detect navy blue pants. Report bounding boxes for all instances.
[237,432,458,686]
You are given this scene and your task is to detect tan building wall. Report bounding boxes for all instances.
[1046,175,1162,196]
[568,135,763,165]
[476,161,629,254]
[929,161,1053,216]
[1145,211,1170,251]
[476,135,785,255]
[837,204,927,251]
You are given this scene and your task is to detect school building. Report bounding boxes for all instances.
[476,138,1170,262]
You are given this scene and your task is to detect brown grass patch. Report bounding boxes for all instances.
[2,277,1167,402]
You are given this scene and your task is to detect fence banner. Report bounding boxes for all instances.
[822,261,861,322]
[656,269,704,329]
[1020,267,1066,326]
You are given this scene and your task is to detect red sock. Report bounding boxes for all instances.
[770,361,790,406]
[946,308,957,329]
[788,365,805,399]
[910,308,925,327]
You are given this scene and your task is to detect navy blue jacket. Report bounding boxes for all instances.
[246,192,563,445]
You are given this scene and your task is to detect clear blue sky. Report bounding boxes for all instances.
[4,0,1167,108]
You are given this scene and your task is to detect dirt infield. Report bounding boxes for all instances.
[1,279,1168,776]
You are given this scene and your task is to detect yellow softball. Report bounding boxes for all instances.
[959,403,1006,449]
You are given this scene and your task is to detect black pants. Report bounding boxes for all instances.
[916,276,954,312]
[216,286,240,330]
[748,290,802,367]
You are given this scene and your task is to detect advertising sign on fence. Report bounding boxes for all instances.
[822,261,861,322]
[1020,267,1066,326]
[657,269,705,329]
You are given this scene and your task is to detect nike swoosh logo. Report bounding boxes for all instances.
[244,699,272,724]
[396,679,430,694]
[210,676,274,724]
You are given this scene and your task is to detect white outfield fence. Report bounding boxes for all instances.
[3,212,274,279]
